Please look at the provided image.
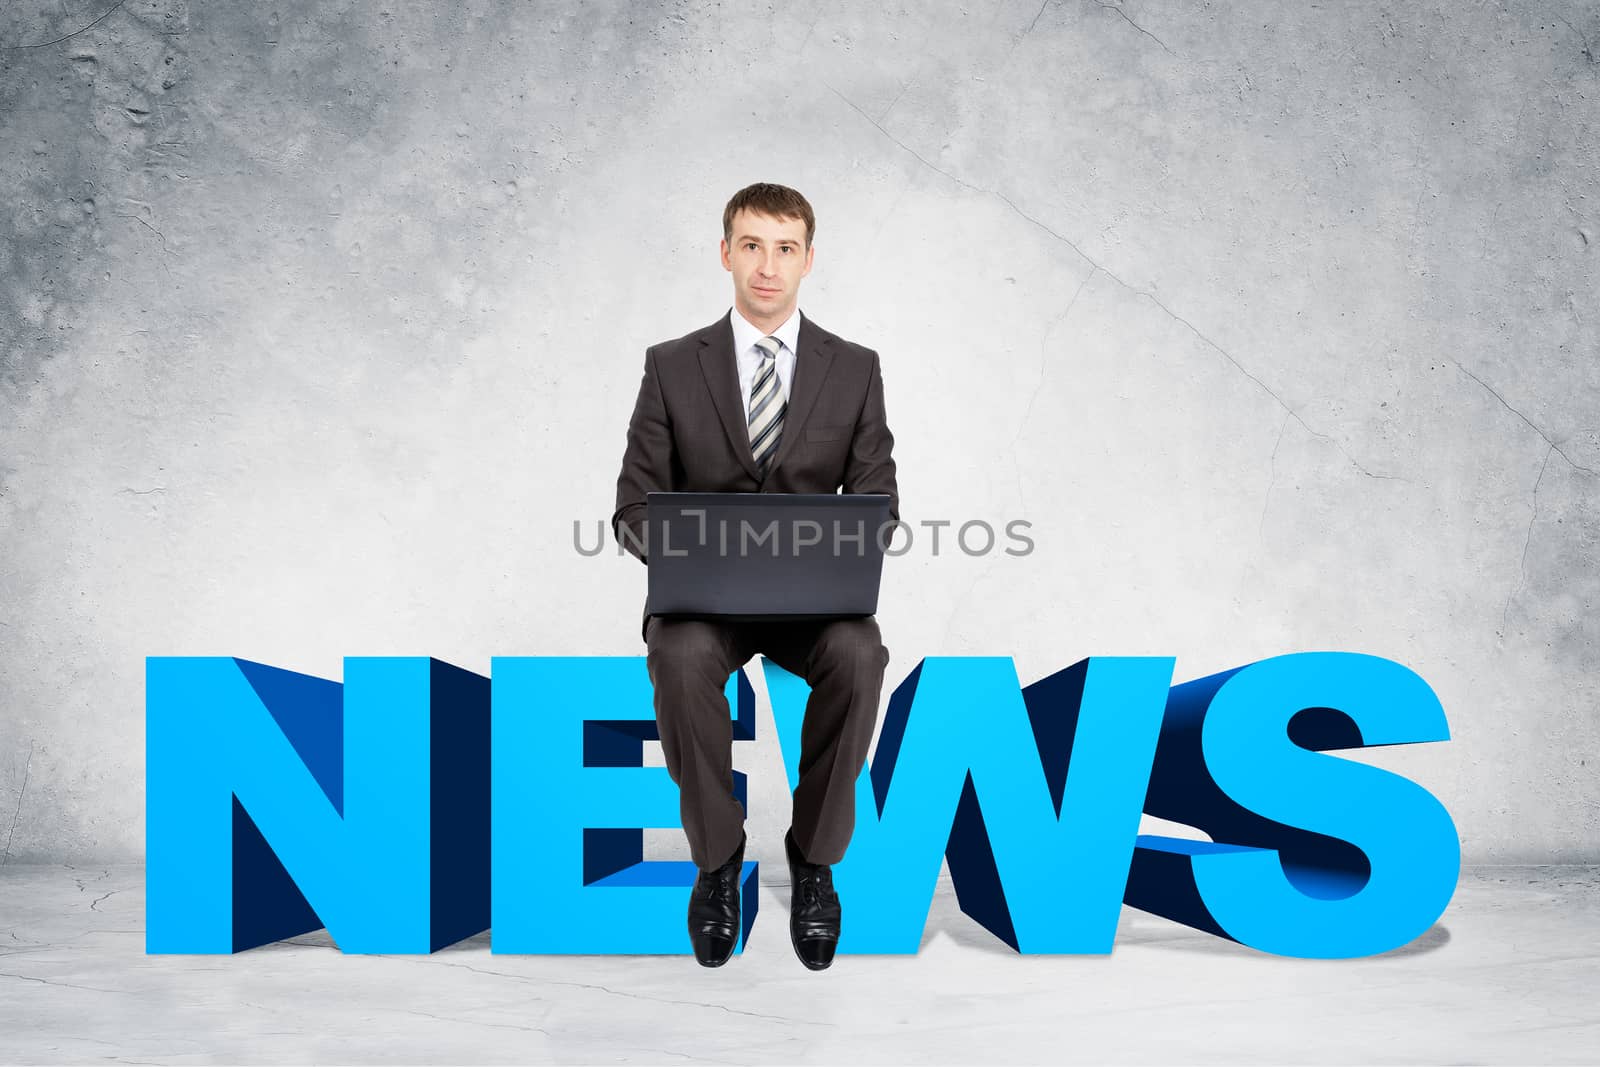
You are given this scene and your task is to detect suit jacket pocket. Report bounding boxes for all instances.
[806,425,850,443]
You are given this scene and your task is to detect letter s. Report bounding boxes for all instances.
[1126,652,1460,958]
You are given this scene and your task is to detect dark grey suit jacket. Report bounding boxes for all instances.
[612,309,900,641]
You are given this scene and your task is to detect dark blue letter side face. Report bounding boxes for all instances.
[1126,652,1461,958]
[146,657,490,953]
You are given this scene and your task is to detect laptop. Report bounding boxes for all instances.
[645,491,894,621]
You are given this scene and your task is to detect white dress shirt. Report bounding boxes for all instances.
[730,305,800,414]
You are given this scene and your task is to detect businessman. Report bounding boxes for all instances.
[611,183,899,970]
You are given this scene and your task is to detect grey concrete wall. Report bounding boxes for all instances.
[1,0,1595,865]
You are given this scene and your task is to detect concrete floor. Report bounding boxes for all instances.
[0,866,1594,1064]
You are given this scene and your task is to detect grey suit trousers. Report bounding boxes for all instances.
[645,613,889,871]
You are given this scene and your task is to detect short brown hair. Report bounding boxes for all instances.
[722,183,816,248]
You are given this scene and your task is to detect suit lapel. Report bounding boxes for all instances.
[696,309,837,482]
[697,311,763,481]
[765,313,835,477]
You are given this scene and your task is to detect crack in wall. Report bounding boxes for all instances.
[941,268,1098,651]
[1551,11,1596,65]
[115,213,169,251]
[0,969,123,994]
[796,3,824,57]
[1502,441,1556,638]
[826,84,983,198]
[1011,1,1175,64]
[878,70,920,124]
[69,867,114,892]
[827,79,1403,483]
[1089,0,1175,57]
[1258,411,1294,548]
[1452,359,1597,477]
[1,743,33,866]
[2,0,129,50]
[1009,266,1099,523]
[1009,0,1056,64]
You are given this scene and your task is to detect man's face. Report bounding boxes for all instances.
[720,209,814,325]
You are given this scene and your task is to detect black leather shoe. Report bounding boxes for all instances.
[687,834,745,967]
[785,829,840,971]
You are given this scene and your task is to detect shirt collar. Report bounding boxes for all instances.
[730,304,802,358]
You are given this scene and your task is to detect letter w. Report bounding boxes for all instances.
[763,656,1173,953]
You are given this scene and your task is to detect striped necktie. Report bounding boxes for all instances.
[747,335,786,475]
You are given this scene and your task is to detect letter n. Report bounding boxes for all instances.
[145,657,490,953]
